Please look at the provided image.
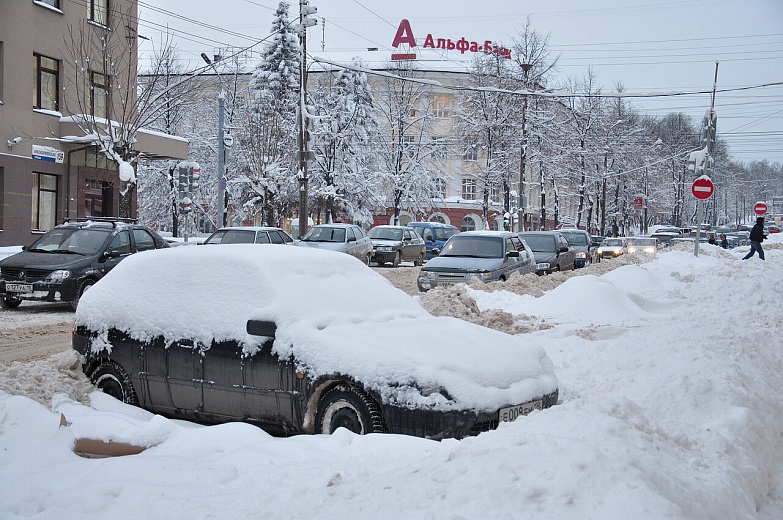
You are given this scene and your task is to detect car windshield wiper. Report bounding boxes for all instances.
[51,249,83,255]
[27,247,53,253]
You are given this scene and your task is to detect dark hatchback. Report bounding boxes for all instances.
[517,231,576,275]
[72,245,558,440]
[0,218,168,310]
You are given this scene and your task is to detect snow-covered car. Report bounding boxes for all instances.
[368,225,425,267]
[202,226,294,245]
[294,223,373,265]
[72,245,558,440]
[417,231,536,291]
[0,218,169,310]
[597,238,629,259]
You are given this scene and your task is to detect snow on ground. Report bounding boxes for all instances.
[1,235,782,519]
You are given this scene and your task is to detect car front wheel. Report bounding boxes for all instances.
[315,384,385,435]
[90,361,139,406]
[71,279,95,311]
[1,296,22,309]
[392,252,400,268]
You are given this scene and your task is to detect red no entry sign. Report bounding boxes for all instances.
[754,201,768,215]
[691,177,714,200]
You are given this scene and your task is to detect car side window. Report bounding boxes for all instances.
[132,229,156,252]
[423,228,434,241]
[346,227,356,242]
[108,230,131,255]
[268,232,284,244]
[353,226,366,238]
[504,238,517,256]
[255,233,271,244]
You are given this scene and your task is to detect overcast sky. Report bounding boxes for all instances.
[137,0,783,163]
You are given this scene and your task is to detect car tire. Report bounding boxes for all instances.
[364,254,371,267]
[90,361,139,406]
[1,296,22,309]
[414,253,424,266]
[392,252,400,268]
[315,384,385,435]
[71,279,95,311]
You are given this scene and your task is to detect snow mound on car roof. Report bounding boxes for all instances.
[75,245,557,411]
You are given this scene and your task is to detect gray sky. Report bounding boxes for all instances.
[138,0,783,163]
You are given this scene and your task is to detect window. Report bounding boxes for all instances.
[401,135,415,156]
[38,0,60,7]
[461,178,476,200]
[32,173,58,232]
[90,71,108,119]
[431,136,447,160]
[432,95,450,118]
[108,230,131,255]
[90,0,109,26]
[464,145,478,162]
[461,216,476,232]
[133,229,156,251]
[33,53,59,111]
[434,178,447,199]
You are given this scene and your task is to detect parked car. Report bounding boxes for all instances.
[72,245,558,440]
[626,237,659,254]
[650,232,678,248]
[202,226,293,245]
[597,237,629,258]
[558,229,598,268]
[368,225,425,267]
[417,231,535,292]
[407,222,460,259]
[517,231,577,275]
[0,218,169,310]
[294,223,373,265]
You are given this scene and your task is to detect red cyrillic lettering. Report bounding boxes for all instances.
[391,19,417,48]
[423,34,435,48]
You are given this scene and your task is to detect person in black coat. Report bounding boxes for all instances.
[720,234,729,249]
[742,217,766,260]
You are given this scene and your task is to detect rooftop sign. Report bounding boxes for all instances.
[391,19,512,61]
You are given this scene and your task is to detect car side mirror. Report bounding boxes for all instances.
[558,246,569,253]
[507,250,520,258]
[102,250,122,260]
[403,236,411,242]
[347,236,357,243]
[247,320,277,338]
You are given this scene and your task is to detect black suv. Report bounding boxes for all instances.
[0,218,169,310]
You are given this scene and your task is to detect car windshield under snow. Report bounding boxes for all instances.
[369,228,403,241]
[303,227,346,243]
[29,228,109,255]
[441,236,503,258]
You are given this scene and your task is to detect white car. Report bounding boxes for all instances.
[295,223,373,265]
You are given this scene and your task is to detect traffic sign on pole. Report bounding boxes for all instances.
[691,177,714,200]
[754,201,768,215]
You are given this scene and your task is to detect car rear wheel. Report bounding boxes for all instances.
[71,279,95,311]
[414,253,424,266]
[364,253,371,266]
[1,296,22,309]
[315,384,385,435]
[392,252,400,268]
[90,361,139,406]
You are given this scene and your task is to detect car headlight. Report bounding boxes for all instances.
[466,271,492,281]
[576,252,587,259]
[644,247,656,253]
[419,270,437,279]
[46,270,72,282]
[420,385,452,400]
[627,247,636,253]
[536,262,551,270]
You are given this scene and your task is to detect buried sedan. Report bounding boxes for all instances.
[72,246,557,440]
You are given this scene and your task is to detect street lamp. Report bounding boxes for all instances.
[518,62,532,232]
[201,53,227,228]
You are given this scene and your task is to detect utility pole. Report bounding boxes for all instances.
[296,0,317,238]
[201,53,227,229]
[518,63,532,232]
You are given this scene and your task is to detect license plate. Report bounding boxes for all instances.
[498,400,543,423]
[5,283,33,293]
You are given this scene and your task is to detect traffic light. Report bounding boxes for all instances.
[190,167,200,192]
[700,110,718,153]
[180,196,192,214]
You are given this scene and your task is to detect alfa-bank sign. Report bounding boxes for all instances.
[391,19,512,61]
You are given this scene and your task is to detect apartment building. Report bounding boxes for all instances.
[0,0,188,247]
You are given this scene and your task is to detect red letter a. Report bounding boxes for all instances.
[392,19,417,48]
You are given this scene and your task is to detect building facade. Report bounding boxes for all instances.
[0,0,187,247]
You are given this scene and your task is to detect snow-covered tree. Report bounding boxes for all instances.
[309,59,382,225]
[233,1,301,226]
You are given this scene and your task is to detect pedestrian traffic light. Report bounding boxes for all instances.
[180,196,192,214]
[700,110,718,153]
[190,167,200,192]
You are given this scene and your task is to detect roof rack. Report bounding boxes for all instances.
[62,217,138,228]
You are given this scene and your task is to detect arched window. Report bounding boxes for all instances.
[461,216,476,232]
[430,214,446,224]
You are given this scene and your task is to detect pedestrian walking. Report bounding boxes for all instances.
[742,217,766,260]
[720,234,729,249]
